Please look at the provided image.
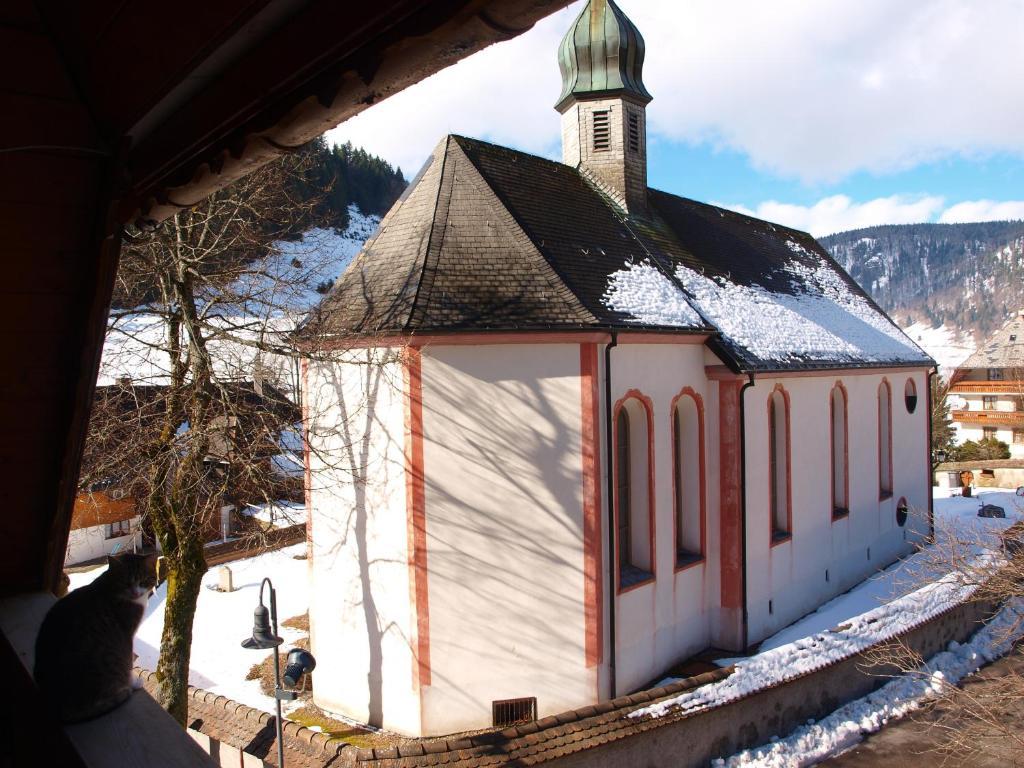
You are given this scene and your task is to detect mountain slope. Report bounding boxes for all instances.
[820,221,1024,343]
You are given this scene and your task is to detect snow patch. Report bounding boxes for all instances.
[602,260,703,327]
[674,253,926,365]
[901,321,976,373]
[714,599,1024,767]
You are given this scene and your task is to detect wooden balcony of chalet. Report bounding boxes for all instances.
[949,380,1024,395]
[952,409,1024,426]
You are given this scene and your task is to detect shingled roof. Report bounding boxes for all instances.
[304,135,931,373]
[958,312,1024,371]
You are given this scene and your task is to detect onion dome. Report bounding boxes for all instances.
[555,0,652,112]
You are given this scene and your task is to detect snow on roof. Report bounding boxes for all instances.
[602,261,703,327]
[670,242,928,369]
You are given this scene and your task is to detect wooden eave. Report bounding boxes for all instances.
[0,0,571,598]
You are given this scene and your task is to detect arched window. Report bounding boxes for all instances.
[878,380,893,498]
[769,387,791,542]
[614,394,654,588]
[672,390,705,567]
[831,383,849,517]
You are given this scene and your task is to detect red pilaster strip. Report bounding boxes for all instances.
[580,343,603,667]
[718,380,744,613]
[403,347,431,688]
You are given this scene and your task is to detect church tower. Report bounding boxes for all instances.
[556,0,652,215]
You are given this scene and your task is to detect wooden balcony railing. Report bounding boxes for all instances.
[949,381,1024,394]
[952,409,1024,426]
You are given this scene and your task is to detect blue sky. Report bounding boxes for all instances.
[328,0,1024,236]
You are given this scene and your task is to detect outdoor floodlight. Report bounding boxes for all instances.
[239,577,288,767]
[282,648,317,688]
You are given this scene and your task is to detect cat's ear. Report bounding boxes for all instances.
[106,554,122,570]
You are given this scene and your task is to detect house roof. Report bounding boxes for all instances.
[958,313,1024,371]
[304,135,932,372]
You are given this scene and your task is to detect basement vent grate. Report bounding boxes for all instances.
[492,697,537,728]
[593,110,610,151]
[628,111,640,152]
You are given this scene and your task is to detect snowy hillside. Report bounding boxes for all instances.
[900,321,975,373]
[99,205,380,395]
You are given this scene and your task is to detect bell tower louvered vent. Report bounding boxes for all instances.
[593,110,610,151]
[628,111,640,153]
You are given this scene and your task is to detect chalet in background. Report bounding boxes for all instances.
[949,311,1024,458]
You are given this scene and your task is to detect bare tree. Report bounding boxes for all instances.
[79,148,350,725]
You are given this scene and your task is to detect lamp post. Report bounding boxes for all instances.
[240,577,315,768]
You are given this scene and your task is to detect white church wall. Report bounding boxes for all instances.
[744,369,930,644]
[417,342,593,734]
[305,350,422,735]
[606,341,716,695]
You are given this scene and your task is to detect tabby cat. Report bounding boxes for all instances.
[34,552,159,722]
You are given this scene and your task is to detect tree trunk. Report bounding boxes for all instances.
[155,542,207,726]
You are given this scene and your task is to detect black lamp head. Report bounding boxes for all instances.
[241,603,283,649]
[282,648,317,687]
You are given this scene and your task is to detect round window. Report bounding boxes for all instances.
[904,379,918,414]
[896,496,909,527]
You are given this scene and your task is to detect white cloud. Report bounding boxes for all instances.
[720,195,945,237]
[938,200,1024,223]
[719,196,1024,236]
[328,0,1024,184]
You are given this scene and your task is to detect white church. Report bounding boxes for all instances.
[300,0,933,737]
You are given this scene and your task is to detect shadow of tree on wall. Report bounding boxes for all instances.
[413,346,589,717]
[310,342,594,727]
[324,357,391,728]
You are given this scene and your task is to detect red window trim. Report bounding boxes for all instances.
[612,389,656,594]
[768,384,793,547]
[670,387,707,573]
[830,380,850,521]
[878,378,894,500]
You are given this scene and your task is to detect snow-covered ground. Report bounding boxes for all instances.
[69,543,310,715]
[702,488,1023,766]
[715,597,1024,768]
[900,321,976,374]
